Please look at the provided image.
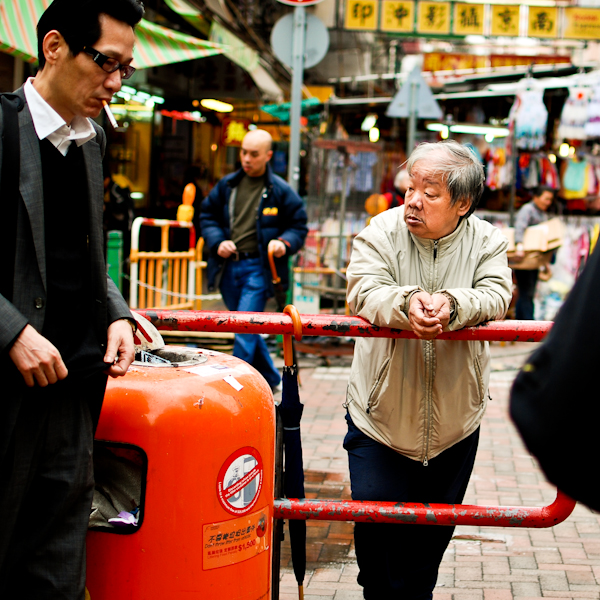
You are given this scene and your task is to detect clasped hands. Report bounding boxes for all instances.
[408,291,452,340]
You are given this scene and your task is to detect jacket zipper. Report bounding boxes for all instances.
[423,340,433,466]
[474,356,485,404]
[423,239,439,466]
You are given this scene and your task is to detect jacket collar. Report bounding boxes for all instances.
[228,162,275,189]
[409,211,469,257]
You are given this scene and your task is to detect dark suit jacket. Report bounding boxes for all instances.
[0,87,132,454]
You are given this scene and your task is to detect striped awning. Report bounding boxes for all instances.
[163,0,211,36]
[134,18,223,68]
[0,0,224,68]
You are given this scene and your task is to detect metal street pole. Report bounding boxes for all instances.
[407,80,418,155]
[288,6,306,193]
[509,130,517,227]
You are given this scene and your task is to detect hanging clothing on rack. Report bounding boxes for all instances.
[514,153,559,191]
[585,85,600,138]
[510,89,548,151]
[558,87,591,141]
[560,156,590,212]
[353,152,379,192]
[485,146,508,190]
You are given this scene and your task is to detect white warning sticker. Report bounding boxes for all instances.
[217,447,263,516]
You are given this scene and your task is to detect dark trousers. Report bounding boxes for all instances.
[344,414,480,600]
[0,373,107,600]
[514,269,539,320]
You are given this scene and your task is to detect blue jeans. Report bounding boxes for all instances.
[219,258,281,389]
[344,414,479,600]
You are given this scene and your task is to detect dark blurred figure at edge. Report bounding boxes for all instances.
[198,129,308,393]
[103,164,135,257]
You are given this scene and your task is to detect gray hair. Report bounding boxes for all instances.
[406,140,484,218]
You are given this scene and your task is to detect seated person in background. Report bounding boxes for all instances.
[344,140,512,600]
[512,186,555,320]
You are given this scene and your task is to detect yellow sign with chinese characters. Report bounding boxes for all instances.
[564,7,600,40]
[345,0,379,30]
[528,6,558,38]
[221,118,250,147]
[381,0,414,32]
[417,2,451,34]
[423,53,487,72]
[491,5,520,37]
[453,3,484,35]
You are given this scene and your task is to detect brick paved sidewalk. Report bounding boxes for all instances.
[277,343,600,600]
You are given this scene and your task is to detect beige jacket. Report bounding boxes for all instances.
[346,207,512,464]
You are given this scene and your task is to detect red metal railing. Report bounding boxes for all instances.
[273,491,575,528]
[135,309,576,528]
[136,309,552,342]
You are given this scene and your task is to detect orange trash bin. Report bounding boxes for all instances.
[86,346,275,600]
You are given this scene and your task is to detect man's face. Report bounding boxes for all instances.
[240,135,273,178]
[533,191,554,212]
[50,14,134,122]
[403,161,470,240]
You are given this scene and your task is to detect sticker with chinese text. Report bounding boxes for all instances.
[203,507,269,570]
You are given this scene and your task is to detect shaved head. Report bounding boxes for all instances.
[244,129,273,152]
[240,129,273,177]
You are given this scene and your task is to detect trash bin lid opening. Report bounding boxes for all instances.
[133,347,209,368]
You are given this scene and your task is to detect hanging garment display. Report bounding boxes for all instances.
[561,158,589,199]
[585,85,600,138]
[558,87,591,141]
[485,146,507,190]
[506,153,559,191]
[511,89,548,151]
[353,152,379,192]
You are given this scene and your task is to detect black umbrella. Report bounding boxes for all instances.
[279,307,306,600]
[280,364,306,598]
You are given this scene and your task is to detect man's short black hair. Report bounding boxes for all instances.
[37,0,145,70]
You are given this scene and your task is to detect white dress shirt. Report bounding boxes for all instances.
[24,77,97,157]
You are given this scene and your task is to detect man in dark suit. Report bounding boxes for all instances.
[0,1,144,597]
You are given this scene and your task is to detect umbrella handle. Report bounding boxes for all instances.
[268,246,281,285]
[283,305,303,367]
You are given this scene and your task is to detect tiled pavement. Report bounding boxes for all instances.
[275,342,600,600]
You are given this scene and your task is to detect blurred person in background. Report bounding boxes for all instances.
[383,168,410,209]
[512,186,556,320]
[199,129,307,392]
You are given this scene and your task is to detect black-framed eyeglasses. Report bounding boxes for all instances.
[83,47,136,80]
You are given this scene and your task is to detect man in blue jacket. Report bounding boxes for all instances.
[199,130,308,390]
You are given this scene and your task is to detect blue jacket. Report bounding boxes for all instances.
[198,164,308,295]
